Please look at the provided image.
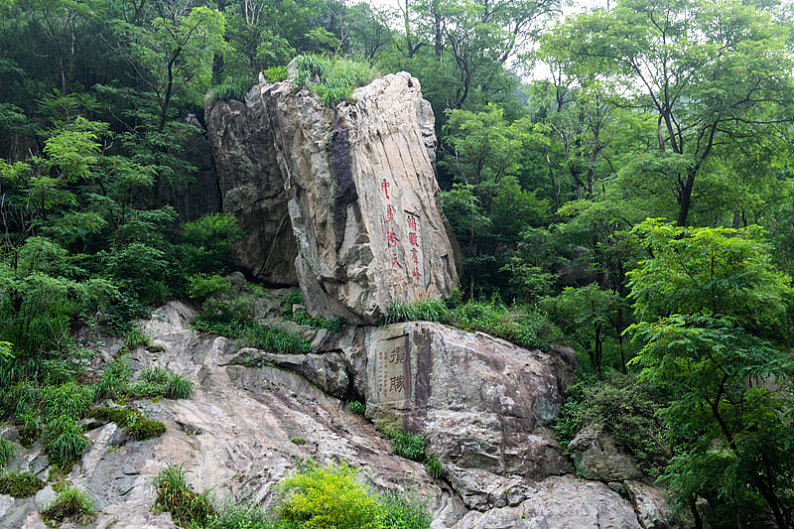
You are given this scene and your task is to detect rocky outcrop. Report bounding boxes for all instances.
[206,70,460,321]
[0,303,669,528]
[568,425,644,482]
[206,93,299,285]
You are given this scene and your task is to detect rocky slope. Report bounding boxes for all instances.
[1,302,669,528]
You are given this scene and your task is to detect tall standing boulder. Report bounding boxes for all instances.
[206,70,460,321]
[262,72,459,323]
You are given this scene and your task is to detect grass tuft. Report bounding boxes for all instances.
[0,472,46,498]
[153,464,216,527]
[292,55,377,106]
[89,404,166,441]
[165,373,194,399]
[0,438,15,467]
[41,487,97,525]
[346,400,366,415]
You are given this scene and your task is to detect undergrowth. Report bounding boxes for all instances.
[382,297,560,350]
[152,460,432,529]
[89,404,166,441]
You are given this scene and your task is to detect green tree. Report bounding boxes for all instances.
[628,219,794,527]
[555,0,794,226]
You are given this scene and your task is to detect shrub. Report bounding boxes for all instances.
[141,366,170,385]
[0,438,15,467]
[182,213,244,275]
[346,401,366,415]
[382,299,448,325]
[41,487,97,525]
[0,472,46,498]
[555,372,671,477]
[165,373,194,399]
[384,429,425,462]
[264,65,288,83]
[125,328,152,350]
[425,456,443,479]
[187,274,234,302]
[43,415,90,466]
[245,325,311,355]
[379,488,432,529]
[41,382,92,420]
[153,464,216,527]
[123,380,167,399]
[277,460,381,529]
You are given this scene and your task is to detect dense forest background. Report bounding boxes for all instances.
[1,0,794,527]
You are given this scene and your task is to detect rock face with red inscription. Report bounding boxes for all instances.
[206,69,459,321]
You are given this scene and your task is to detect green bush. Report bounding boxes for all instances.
[89,404,166,441]
[41,382,92,420]
[287,311,346,332]
[379,488,432,529]
[0,438,15,466]
[165,373,194,399]
[346,401,365,415]
[182,213,244,275]
[425,456,443,479]
[292,55,377,106]
[244,325,311,355]
[207,502,275,529]
[277,460,381,529]
[187,274,234,302]
[141,366,170,385]
[555,372,671,477]
[94,356,132,401]
[384,429,425,462]
[382,299,448,325]
[0,472,46,498]
[264,65,288,83]
[125,328,152,350]
[153,464,216,527]
[41,487,97,525]
[43,415,90,466]
[212,76,256,101]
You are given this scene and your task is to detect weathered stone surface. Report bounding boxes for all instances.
[262,72,459,323]
[206,70,460,321]
[205,90,299,286]
[451,475,643,529]
[349,322,574,480]
[568,424,643,482]
[625,480,675,529]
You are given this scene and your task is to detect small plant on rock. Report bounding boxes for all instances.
[0,472,46,498]
[0,438,15,466]
[165,373,194,399]
[346,401,366,415]
[41,487,97,525]
[153,464,215,526]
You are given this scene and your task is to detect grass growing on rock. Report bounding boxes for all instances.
[41,487,97,525]
[383,429,444,480]
[0,472,46,498]
[89,404,166,441]
[153,464,216,527]
[292,54,377,106]
[0,438,15,466]
[382,296,560,350]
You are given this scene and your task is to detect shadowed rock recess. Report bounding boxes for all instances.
[1,73,674,528]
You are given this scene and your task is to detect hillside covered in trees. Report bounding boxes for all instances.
[1,0,794,528]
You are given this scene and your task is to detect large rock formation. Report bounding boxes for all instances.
[1,303,652,529]
[206,70,460,321]
[206,93,299,286]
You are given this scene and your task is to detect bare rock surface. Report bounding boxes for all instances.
[352,322,575,481]
[206,90,299,286]
[568,424,644,482]
[451,475,643,529]
[206,69,460,320]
